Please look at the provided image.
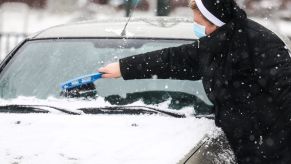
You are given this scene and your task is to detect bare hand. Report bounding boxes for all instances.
[98,62,121,78]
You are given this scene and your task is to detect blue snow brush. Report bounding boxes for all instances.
[60,73,102,90]
[60,73,103,98]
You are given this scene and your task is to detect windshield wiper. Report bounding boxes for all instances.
[0,104,213,118]
[105,91,214,114]
[0,105,81,115]
[77,106,185,118]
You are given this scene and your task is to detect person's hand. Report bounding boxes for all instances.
[98,62,121,78]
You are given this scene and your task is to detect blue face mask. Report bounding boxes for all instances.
[193,22,206,39]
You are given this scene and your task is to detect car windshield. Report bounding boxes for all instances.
[0,38,212,111]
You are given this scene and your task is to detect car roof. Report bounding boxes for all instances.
[30,17,196,40]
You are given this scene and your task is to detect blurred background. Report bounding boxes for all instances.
[0,0,291,60]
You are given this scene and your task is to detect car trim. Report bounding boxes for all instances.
[178,135,209,164]
[0,39,28,74]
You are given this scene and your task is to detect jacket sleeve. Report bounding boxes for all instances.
[119,42,202,81]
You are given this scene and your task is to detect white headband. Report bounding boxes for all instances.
[195,0,225,27]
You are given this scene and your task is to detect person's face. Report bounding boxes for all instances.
[193,10,218,35]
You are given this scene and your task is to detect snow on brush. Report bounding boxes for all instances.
[0,97,220,164]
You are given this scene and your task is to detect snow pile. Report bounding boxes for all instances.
[0,96,220,163]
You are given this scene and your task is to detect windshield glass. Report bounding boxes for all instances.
[0,38,212,107]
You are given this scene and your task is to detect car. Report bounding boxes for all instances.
[0,17,236,163]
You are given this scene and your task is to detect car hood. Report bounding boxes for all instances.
[0,114,219,164]
[0,97,220,163]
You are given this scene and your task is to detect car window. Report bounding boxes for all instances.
[0,39,212,108]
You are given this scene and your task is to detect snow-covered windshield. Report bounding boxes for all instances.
[0,38,211,107]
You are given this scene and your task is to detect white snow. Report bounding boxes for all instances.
[0,97,219,164]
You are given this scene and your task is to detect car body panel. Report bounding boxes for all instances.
[30,17,196,40]
[179,133,236,164]
[0,112,219,163]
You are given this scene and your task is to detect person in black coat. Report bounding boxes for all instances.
[98,0,291,163]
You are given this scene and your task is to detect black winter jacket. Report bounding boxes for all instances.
[119,18,291,163]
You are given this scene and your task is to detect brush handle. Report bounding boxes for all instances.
[60,73,102,90]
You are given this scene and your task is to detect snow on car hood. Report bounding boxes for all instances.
[0,97,220,164]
